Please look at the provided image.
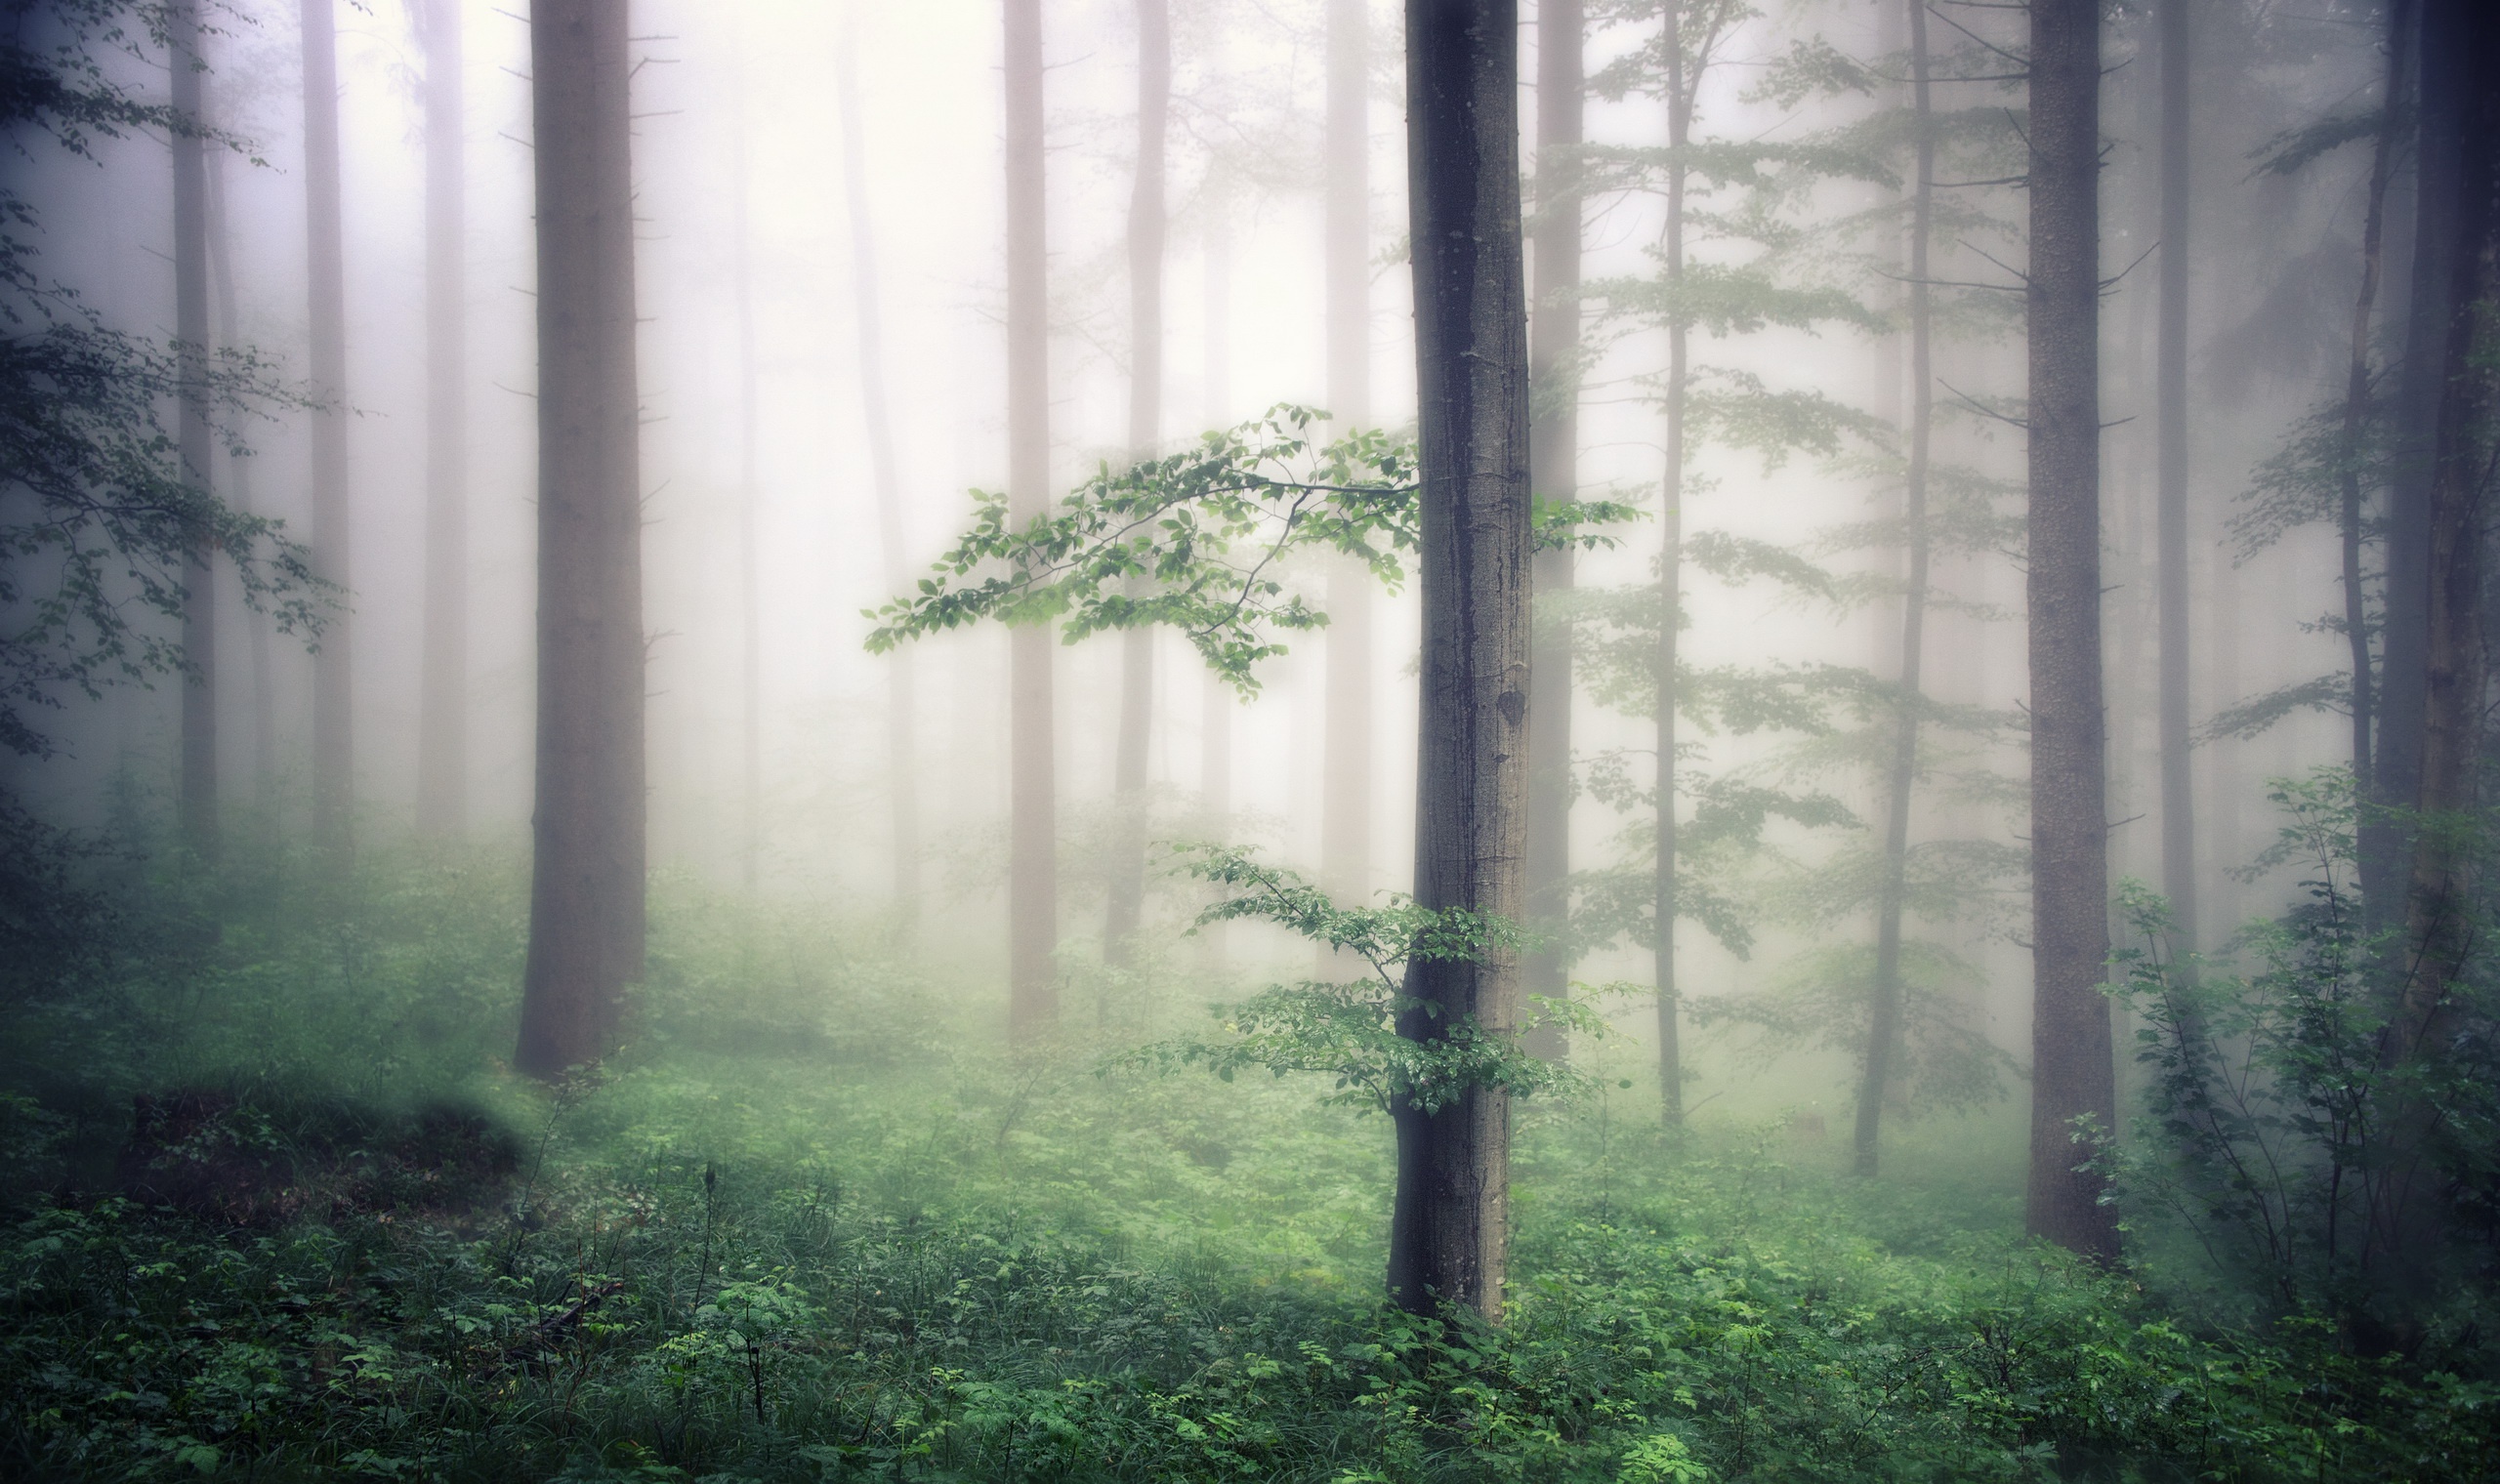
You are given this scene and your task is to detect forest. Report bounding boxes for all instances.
[2,0,2497,1478]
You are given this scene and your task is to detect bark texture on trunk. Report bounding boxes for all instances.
[303,0,353,860]
[417,0,469,841]
[1005,0,1059,1040]
[1391,0,1530,1322]
[1105,0,1169,972]
[2154,0,2195,960]
[2022,0,2120,1262]
[1320,0,1374,912]
[172,0,216,862]
[515,0,646,1079]
[1854,0,1935,1178]
[1521,0,1581,1063]
[838,12,921,928]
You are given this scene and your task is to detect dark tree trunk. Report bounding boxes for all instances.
[1653,1,1692,1129]
[202,110,275,824]
[2154,0,2195,959]
[514,0,646,1079]
[1320,0,1374,912]
[2022,0,2120,1262]
[1391,0,1531,1322]
[1005,0,1059,1040]
[1105,0,1169,973]
[171,0,216,862]
[417,0,469,841]
[302,0,353,860]
[1854,0,1935,1179]
[1521,0,1580,1063]
[837,15,921,928]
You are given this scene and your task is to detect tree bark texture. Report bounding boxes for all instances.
[302,0,353,860]
[1521,0,1581,1063]
[2155,0,2195,960]
[515,0,646,1079]
[417,0,469,840]
[1105,0,1169,972]
[2022,0,2120,1263]
[172,0,216,862]
[1321,0,1375,911]
[1005,0,1059,1040]
[837,11,921,928]
[1392,0,1531,1322]
[1854,0,1935,1178]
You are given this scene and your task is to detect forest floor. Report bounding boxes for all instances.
[0,838,2493,1481]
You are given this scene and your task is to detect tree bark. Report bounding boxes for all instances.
[1652,1,1692,1130]
[302,0,353,861]
[837,9,921,928]
[417,0,469,841]
[1854,0,1935,1179]
[1005,0,1059,1040]
[1105,0,1169,973]
[2022,0,2120,1262]
[171,0,216,862]
[1521,0,1581,1063]
[1320,0,1374,913]
[515,0,646,1079]
[2154,0,2195,961]
[1391,0,1531,1322]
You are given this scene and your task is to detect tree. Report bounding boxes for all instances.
[2023,0,2120,1262]
[1004,0,1058,1040]
[301,0,353,859]
[2153,0,2194,964]
[1521,0,1582,1063]
[1104,0,1169,971]
[732,93,761,892]
[1319,0,1374,915]
[416,0,468,840]
[170,0,216,860]
[513,0,646,1079]
[1392,0,1532,1320]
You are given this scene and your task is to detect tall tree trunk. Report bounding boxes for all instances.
[202,117,275,825]
[417,0,469,841]
[1198,174,1233,974]
[2335,0,2412,793]
[1105,0,1169,973]
[837,8,921,928]
[1652,2,1690,1129]
[732,107,762,893]
[1391,0,1531,1322]
[1521,0,1581,1063]
[1854,0,1935,1178]
[171,0,216,862]
[1320,0,1373,911]
[302,0,352,860]
[1004,0,1059,1040]
[514,0,646,1078]
[2022,0,2120,1262]
[2155,0,2195,959]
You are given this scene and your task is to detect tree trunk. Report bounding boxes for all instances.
[2022,0,2120,1262]
[1320,0,1373,913]
[1652,2,1691,1130]
[1005,0,1059,1040]
[302,0,353,860]
[1198,175,1232,975]
[417,0,469,841]
[1854,0,1935,1179]
[2154,0,2195,961]
[202,111,276,825]
[1105,0,1169,973]
[732,106,762,893]
[171,0,216,862]
[515,0,646,1079]
[1391,0,1531,1322]
[837,9,921,928]
[1521,0,1580,1063]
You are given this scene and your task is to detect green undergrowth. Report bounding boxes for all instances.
[1,838,2494,1480]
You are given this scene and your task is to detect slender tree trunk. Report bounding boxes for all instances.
[2335,0,2412,793]
[1198,175,1233,974]
[1653,5,1689,1129]
[1105,0,1169,973]
[171,0,216,862]
[1854,0,1935,1178]
[1320,0,1374,912]
[837,8,921,928]
[2022,0,2120,1262]
[515,0,645,1078]
[302,0,352,860]
[732,108,762,893]
[202,125,275,824]
[1521,0,1581,1063]
[1391,0,1531,1322]
[2155,0,2195,959]
[417,0,469,841]
[1005,0,1059,1040]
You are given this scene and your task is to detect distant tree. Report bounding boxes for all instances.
[170,0,216,860]
[1004,0,1058,1041]
[415,0,468,840]
[513,0,646,1079]
[1318,0,1374,918]
[300,0,353,859]
[2153,0,2195,964]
